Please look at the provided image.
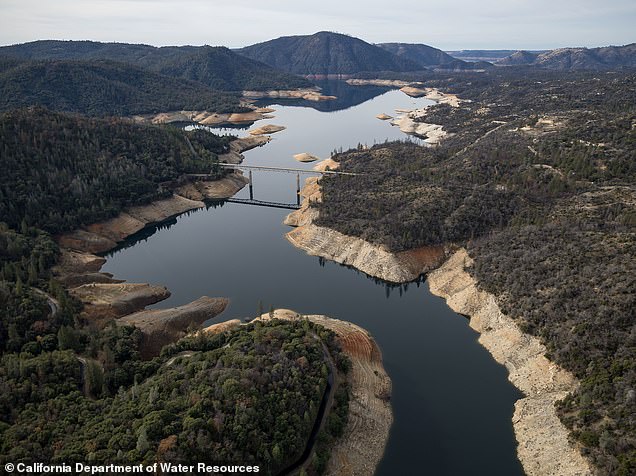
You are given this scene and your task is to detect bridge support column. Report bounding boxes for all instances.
[249,170,253,200]
[296,173,301,206]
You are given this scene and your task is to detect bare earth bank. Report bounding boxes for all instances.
[284,163,592,475]
[53,137,265,353]
[204,309,393,476]
[428,249,592,476]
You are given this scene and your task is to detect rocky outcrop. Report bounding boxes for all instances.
[255,309,392,476]
[376,113,393,120]
[201,319,242,335]
[54,249,106,275]
[346,79,410,87]
[132,109,268,127]
[57,272,124,288]
[248,124,286,135]
[284,176,447,283]
[118,296,229,359]
[313,158,340,172]
[218,136,271,164]
[70,282,170,321]
[399,86,428,97]
[293,152,320,163]
[391,112,447,144]
[243,89,337,102]
[427,249,592,476]
[176,174,249,201]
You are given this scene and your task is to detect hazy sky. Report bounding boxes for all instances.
[0,0,634,50]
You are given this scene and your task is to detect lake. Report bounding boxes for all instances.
[103,81,524,475]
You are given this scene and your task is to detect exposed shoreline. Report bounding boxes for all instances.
[242,88,337,102]
[428,250,592,476]
[283,163,592,475]
[54,137,268,356]
[204,309,393,476]
[284,174,448,283]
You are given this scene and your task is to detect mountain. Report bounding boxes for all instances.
[496,50,540,66]
[0,59,245,116]
[377,43,494,70]
[0,40,311,91]
[235,31,423,76]
[497,44,636,69]
[446,50,547,62]
[377,43,458,67]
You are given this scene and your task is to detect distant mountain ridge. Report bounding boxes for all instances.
[376,43,458,67]
[235,32,425,76]
[497,43,636,69]
[0,40,311,91]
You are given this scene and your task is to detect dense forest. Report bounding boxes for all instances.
[0,106,350,473]
[0,59,247,116]
[0,41,312,91]
[316,69,635,474]
[0,319,348,475]
[0,108,231,234]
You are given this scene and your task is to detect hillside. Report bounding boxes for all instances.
[314,68,636,475]
[497,43,636,69]
[0,59,245,116]
[0,40,311,91]
[0,108,233,234]
[446,49,523,62]
[377,42,461,67]
[236,31,422,76]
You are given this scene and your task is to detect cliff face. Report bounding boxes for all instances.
[428,249,592,476]
[284,176,447,283]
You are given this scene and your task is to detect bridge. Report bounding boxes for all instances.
[223,197,300,210]
[217,163,359,176]
[186,163,357,210]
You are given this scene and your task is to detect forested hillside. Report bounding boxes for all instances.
[0,319,347,475]
[496,43,636,69]
[316,69,636,474]
[377,43,482,70]
[0,59,246,116]
[236,31,422,76]
[0,40,312,91]
[0,106,349,474]
[0,108,231,234]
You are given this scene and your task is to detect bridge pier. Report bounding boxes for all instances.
[296,173,301,206]
[249,170,254,200]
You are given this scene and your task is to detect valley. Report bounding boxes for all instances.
[0,27,635,476]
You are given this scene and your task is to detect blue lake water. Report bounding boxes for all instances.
[104,82,524,475]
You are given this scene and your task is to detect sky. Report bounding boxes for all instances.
[0,0,634,50]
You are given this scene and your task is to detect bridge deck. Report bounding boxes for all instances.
[218,163,358,176]
[221,198,300,210]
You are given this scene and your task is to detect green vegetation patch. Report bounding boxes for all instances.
[0,108,232,234]
[0,319,347,475]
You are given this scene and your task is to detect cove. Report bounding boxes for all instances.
[103,82,525,475]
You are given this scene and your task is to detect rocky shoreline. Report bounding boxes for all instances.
[204,309,393,476]
[242,88,337,102]
[54,137,268,356]
[283,162,592,475]
[428,250,592,476]
[284,173,448,283]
